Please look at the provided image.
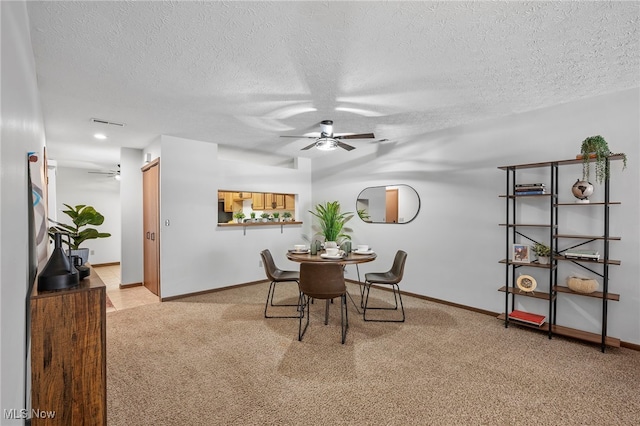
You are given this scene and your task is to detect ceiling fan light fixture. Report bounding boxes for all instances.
[315,137,338,151]
[319,120,333,137]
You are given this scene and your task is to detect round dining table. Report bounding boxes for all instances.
[286,250,377,265]
[286,250,377,314]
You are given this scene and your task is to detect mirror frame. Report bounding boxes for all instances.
[356,184,420,224]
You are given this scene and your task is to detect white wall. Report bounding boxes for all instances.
[55,168,121,264]
[0,1,46,420]
[312,88,640,345]
[158,136,312,298]
[120,148,144,285]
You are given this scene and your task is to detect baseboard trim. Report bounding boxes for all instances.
[621,341,640,351]
[91,261,120,267]
[160,280,266,302]
[120,282,143,289]
[346,279,498,317]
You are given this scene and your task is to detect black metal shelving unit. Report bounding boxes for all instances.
[498,155,623,352]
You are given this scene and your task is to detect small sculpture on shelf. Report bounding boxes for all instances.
[572,179,594,203]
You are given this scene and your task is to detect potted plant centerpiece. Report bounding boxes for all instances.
[48,204,111,265]
[533,242,551,265]
[579,135,627,184]
[309,201,353,246]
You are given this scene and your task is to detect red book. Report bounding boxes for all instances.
[508,310,545,326]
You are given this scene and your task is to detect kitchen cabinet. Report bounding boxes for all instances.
[223,192,242,213]
[285,194,295,210]
[265,193,285,210]
[233,192,252,200]
[252,192,265,210]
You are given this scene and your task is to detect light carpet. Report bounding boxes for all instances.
[106,281,640,425]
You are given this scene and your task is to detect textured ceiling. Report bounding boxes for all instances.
[25,1,640,169]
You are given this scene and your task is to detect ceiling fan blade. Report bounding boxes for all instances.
[300,142,318,150]
[280,135,317,139]
[335,133,375,140]
[337,141,356,151]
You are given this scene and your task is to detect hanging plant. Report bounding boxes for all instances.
[579,135,627,184]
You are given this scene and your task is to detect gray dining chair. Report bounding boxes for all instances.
[260,249,300,318]
[363,250,407,322]
[298,262,349,344]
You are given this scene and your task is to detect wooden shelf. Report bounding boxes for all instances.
[499,154,622,352]
[497,314,620,348]
[499,259,556,269]
[497,154,625,170]
[556,202,621,206]
[554,285,620,301]
[556,255,621,266]
[499,223,557,228]
[498,286,553,301]
[555,234,621,240]
[218,221,302,227]
[499,193,554,198]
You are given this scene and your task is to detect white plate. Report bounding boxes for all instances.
[353,249,374,255]
[320,253,344,259]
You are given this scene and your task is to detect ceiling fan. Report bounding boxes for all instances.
[280,120,375,151]
[88,164,120,180]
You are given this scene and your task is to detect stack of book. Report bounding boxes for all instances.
[564,249,600,261]
[514,183,546,195]
[508,310,546,326]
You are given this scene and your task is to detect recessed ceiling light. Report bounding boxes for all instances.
[93,133,107,140]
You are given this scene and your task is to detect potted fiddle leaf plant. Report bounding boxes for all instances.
[579,135,627,184]
[309,201,353,245]
[48,204,111,264]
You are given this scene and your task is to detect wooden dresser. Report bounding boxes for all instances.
[30,268,106,425]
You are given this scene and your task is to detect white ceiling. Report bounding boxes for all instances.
[26,1,639,170]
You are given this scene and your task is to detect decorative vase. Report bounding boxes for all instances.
[572,179,594,203]
[324,241,338,249]
[537,256,549,265]
[38,233,79,291]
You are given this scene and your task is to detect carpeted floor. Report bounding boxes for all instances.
[106,281,640,425]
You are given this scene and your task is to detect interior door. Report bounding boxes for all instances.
[386,189,399,223]
[142,159,160,296]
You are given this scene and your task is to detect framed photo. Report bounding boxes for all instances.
[512,244,531,263]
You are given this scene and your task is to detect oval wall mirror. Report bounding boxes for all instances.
[356,185,420,224]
